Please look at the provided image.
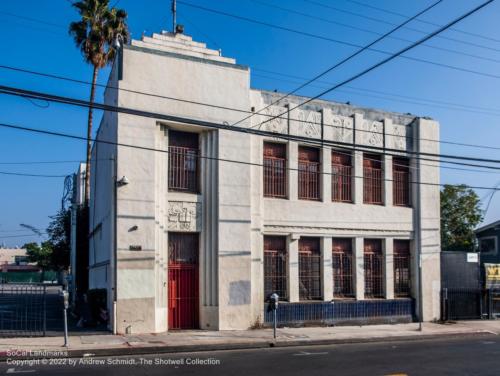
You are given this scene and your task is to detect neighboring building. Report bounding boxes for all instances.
[89,30,441,334]
[476,220,500,264]
[69,163,86,303]
[0,248,39,272]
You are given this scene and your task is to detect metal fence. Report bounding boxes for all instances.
[264,299,414,326]
[263,156,287,198]
[0,284,47,337]
[441,288,483,320]
[264,236,288,301]
[332,239,354,298]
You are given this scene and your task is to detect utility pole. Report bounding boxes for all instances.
[172,0,177,33]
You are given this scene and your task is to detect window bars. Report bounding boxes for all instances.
[299,237,322,300]
[394,240,411,297]
[363,154,383,205]
[168,233,199,264]
[332,238,354,298]
[264,236,288,300]
[298,146,321,200]
[263,142,287,198]
[393,157,411,207]
[364,239,384,298]
[168,131,199,193]
[332,151,352,202]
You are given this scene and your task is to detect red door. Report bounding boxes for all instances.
[168,233,199,329]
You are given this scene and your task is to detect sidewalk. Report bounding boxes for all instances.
[0,321,498,359]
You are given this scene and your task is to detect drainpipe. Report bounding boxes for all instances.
[112,154,118,335]
[415,118,423,331]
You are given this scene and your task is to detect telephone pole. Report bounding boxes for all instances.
[172,0,177,33]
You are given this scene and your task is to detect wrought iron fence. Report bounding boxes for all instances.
[0,284,46,337]
[168,146,199,192]
[441,288,482,320]
[264,299,414,326]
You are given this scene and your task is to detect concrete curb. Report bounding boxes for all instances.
[0,330,494,361]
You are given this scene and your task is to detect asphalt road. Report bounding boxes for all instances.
[2,334,500,376]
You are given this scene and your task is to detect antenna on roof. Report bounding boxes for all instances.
[172,0,177,34]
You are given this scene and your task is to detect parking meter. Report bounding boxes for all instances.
[60,290,69,347]
[269,293,279,339]
[61,290,69,309]
[270,293,279,310]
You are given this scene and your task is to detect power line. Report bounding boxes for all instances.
[0,233,45,239]
[302,0,500,53]
[342,0,500,44]
[0,171,68,178]
[177,0,500,81]
[3,64,500,152]
[252,0,500,66]
[0,120,500,192]
[2,83,500,166]
[250,0,495,134]
[232,0,444,127]
[251,71,500,119]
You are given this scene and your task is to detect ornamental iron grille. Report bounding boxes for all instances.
[364,239,384,298]
[263,142,287,198]
[299,237,322,300]
[168,130,199,193]
[393,157,411,207]
[298,146,321,200]
[332,151,352,202]
[332,238,354,298]
[263,236,288,301]
[394,240,411,297]
[363,154,383,205]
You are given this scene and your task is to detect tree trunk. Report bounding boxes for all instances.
[84,65,99,207]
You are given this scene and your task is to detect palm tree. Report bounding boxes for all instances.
[69,0,129,206]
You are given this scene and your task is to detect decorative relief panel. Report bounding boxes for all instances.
[331,115,354,143]
[297,110,322,139]
[388,123,411,151]
[362,120,383,147]
[167,201,201,232]
[259,105,288,134]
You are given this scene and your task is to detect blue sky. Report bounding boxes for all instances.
[0,0,499,246]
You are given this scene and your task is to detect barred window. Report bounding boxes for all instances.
[332,238,354,298]
[332,151,352,203]
[299,237,322,300]
[364,239,384,298]
[264,236,288,301]
[393,157,411,207]
[394,240,411,297]
[168,233,199,264]
[264,142,287,198]
[168,130,199,193]
[363,154,383,205]
[298,147,321,200]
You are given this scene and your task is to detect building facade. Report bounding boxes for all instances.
[89,31,441,334]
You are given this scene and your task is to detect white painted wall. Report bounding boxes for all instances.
[92,31,441,333]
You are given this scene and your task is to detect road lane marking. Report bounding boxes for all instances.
[6,369,35,374]
[293,351,328,356]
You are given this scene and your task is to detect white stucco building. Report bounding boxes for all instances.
[89,31,440,334]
